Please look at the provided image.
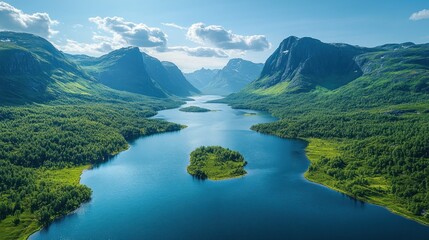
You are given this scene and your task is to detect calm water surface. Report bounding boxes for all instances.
[30,95,429,240]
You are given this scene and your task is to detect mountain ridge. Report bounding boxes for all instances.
[253,36,369,92]
[185,58,263,95]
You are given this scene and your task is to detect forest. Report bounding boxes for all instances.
[187,146,247,180]
[0,102,183,239]
[222,74,429,224]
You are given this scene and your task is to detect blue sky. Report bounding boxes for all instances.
[1,0,429,72]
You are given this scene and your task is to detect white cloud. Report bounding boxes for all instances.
[410,9,429,21]
[162,22,187,30]
[89,16,167,48]
[59,18,267,63]
[0,1,58,37]
[187,22,270,51]
[59,39,111,56]
[59,34,126,56]
[145,49,229,73]
[72,24,84,29]
[166,46,228,58]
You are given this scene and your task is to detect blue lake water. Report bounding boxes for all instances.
[30,95,429,240]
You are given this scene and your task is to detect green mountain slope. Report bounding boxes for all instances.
[222,37,429,224]
[141,52,200,97]
[70,49,199,98]
[0,31,95,104]
[72,47,166,98]
[0,32,183,240]
[0,32,173,105]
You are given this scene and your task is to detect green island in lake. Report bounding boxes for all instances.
[179,106,211,112]
[187,146,247,180]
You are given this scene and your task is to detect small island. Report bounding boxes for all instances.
[179,106,211,112]
[187,146,247,180]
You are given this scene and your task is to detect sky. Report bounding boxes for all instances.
[0,0,429,72]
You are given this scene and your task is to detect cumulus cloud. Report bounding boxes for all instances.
[167,46,228,58]
[410,9,429,21]
[89,16,167,48]
[59,17,261,60]
[162,22,187,30]
[0,1,58,37]
[186,23,270,51]
[59,34,126,56]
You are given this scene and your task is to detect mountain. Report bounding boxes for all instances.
[141,53,200,97]
[222,36,429,225]
[71,47,166,98]
[252,36,370,93]
[0,31,186,105]
[240,36,428,97]
[185,68,220,90]
[0,32,184,240]
[185,58,263,95]
[0,31,95,104]
[71,49,199,98]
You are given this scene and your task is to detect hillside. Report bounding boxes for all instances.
[222,36,429,224]
[141,52,200,97]
[70,49,199,98]
[0,32,183,240]
[185,58,263,95]
[0,31,93,104]
[0,32,174,105]
[70,47,166,98]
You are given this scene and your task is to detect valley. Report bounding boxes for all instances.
[28,96,429,240]
[0,6,428,238]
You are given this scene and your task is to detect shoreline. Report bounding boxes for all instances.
[21,99,427,240]
[302,138,429,227]
[24,125,184,240]
[212,100,429,226]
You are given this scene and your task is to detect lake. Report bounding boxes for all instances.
[30,95,429,240]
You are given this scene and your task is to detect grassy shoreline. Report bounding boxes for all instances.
[303,138,429,226]
[0,165,90,240]
[0,125,184,240]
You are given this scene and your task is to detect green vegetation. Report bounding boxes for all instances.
[224,92,429,225]
[0,164,90,240]
[0,32,188,239]
[187,146,247,180]
[220,39,429,225]
[179,106,211,112]
[0,103,184,240]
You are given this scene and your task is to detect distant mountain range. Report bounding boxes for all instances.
[141,53,199,97]
[0,31,198,105]
[184,68,220,91]
[185,58,263,95]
